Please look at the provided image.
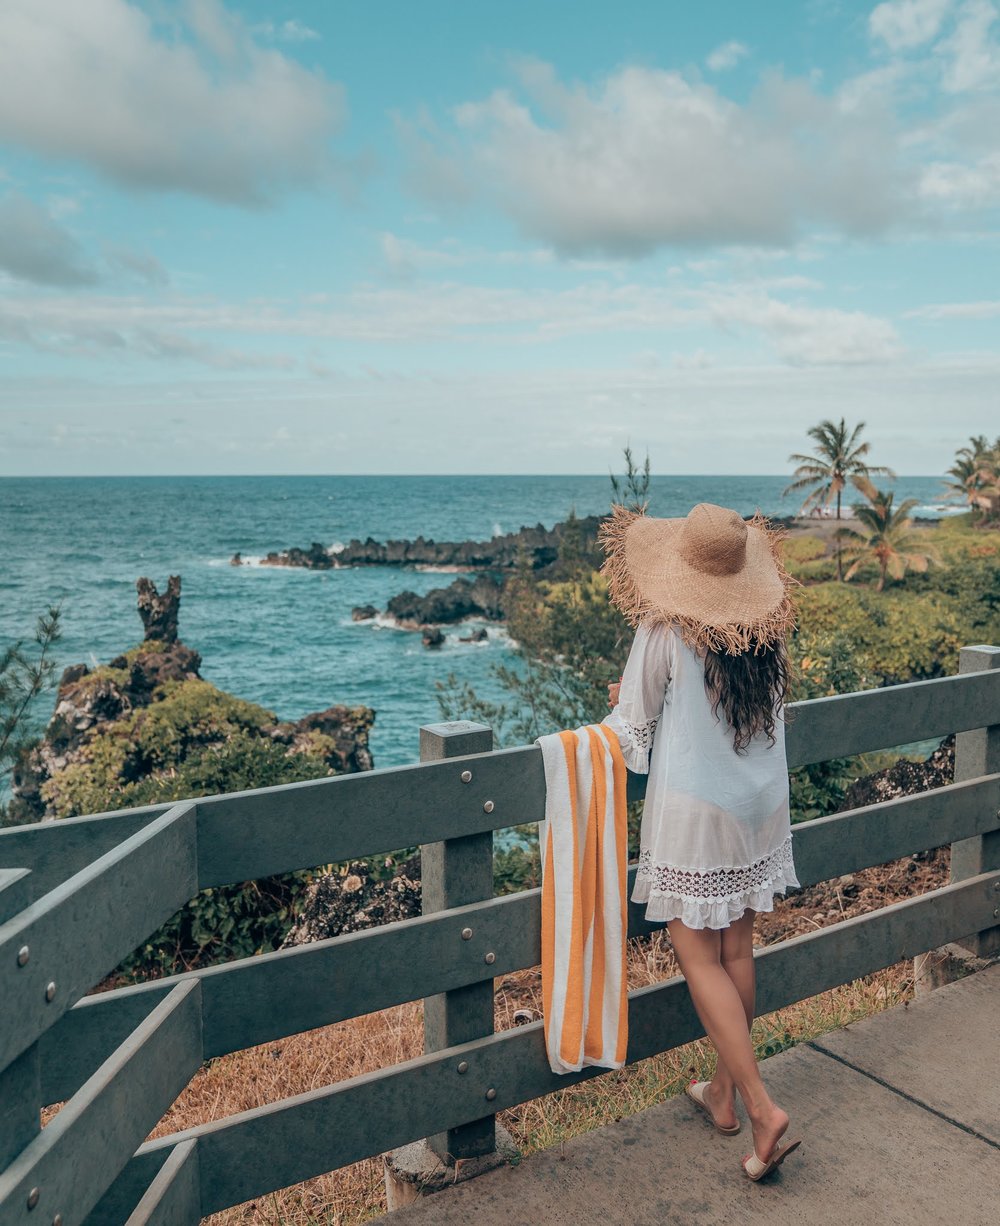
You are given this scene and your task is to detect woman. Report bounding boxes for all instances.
[600,500,803,1182]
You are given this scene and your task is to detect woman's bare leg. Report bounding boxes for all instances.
[703,909,757,1123]
[668,914,788,1162]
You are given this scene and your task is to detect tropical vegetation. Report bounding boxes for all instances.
[0,604,61,800]
[837,476,941,591]
[784,418,895,520]
[784,418,895,581]
[944,435,1000,525]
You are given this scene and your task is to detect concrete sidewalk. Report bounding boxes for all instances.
[396,961,1000,1226]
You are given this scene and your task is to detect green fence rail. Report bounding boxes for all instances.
[1,646,998,1225]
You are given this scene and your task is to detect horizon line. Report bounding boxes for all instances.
[0,470,948,481]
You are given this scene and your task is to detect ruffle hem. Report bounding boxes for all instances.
[632,834,800,930]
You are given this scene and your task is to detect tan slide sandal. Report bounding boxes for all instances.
[685,1080,742,1135]
[741,1137,802,1181]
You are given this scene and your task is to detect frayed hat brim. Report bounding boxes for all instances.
[598,504,799,655]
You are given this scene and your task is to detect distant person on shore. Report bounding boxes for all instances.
[600,502,803,1182]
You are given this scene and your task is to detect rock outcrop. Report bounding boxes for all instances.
[840,736,954,810]
[9,575,375,824]
[281,853,422,946]
[243,515,604,574]
[386,574,505,628]
[265,707,374,774]
[136,575,182,643]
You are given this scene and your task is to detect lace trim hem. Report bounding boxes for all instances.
[632,835,800,930]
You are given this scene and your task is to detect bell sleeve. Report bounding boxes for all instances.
[602,620,673,774]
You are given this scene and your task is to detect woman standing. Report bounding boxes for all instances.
[601,501,803,1181]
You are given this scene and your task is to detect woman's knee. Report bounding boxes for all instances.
[720,909,756,963]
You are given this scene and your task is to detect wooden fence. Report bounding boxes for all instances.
[0,646,998,1226]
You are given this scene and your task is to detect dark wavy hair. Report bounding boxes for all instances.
[702,637,791,755]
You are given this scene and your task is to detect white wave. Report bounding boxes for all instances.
[913,503,966,517]
[492,521,503,538]
[329,541,346,554]
[371,613,404,630]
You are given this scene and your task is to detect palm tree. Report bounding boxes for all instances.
[784,418,896,580]
[837,476,940,592]
[785,418,897,522]
[944,435,1000,524]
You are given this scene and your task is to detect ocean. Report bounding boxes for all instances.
[1,474,957,774]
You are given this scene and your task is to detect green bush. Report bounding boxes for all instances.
[793,584,970,684]
[782,534,828,570]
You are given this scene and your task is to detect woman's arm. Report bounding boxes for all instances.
[602,620,672,773]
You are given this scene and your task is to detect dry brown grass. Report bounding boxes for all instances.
[129,926,913,1226]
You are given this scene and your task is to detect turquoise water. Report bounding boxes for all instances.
[0,474,954,769]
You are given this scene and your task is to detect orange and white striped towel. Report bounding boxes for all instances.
[536,725,630,1075]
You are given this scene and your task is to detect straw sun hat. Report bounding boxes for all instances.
[599,502,798,656]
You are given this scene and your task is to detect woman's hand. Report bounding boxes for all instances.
[607,680,621,709]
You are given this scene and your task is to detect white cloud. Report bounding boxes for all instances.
[938,0,1000,91]
[278,19,321,43]
[0,194,98,286]
[869,0,953,51]
[0,279,902,368]
[103,242,170,286]
[0,0,344,205]
[0,295,294,370]
[380,232,467,276]
[379,231,554,276]
[252,17,322,43]
[406,60,908,255]
[904,298,1000,316]
[919,150,1000,203]
[704,292,904,364]
[706,41,749,72]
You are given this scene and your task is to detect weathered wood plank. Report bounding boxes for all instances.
[193,745,546,886]
[787,774,1000,889]
[419,722,497,1163]
[951,646,1000,959]
[190,669,1000,883]
[39,987,170,1108]
[123,1141,199,1226]
[784,666,1000,769]
[0,803,197,1070]
[0,982,202,1226]
[0,871,39,1170]
[0,806,174,897]
[110,871,999,1215]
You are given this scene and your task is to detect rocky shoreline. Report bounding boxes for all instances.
[234,514,603,640]
[233,515,603,574]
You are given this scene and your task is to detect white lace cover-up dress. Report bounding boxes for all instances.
[602,619,800,929]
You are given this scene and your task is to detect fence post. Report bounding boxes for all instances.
[950,645,1000,959]
[419,721,497,1163]
[0,869,40,1172]
[384,720,521,1210]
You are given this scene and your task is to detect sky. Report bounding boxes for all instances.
[1,0,998,476]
